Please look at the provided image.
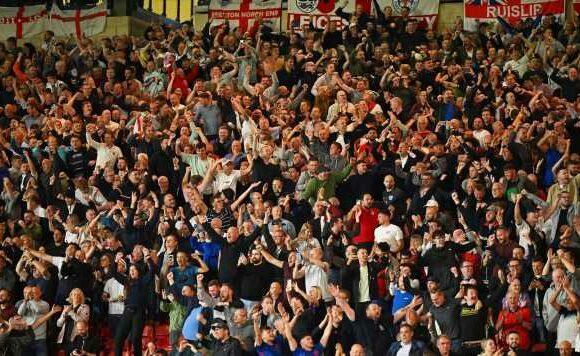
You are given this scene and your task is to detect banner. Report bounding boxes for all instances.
[50,1,108,38]
[372,0,440,30]
[0,5,48,40]
[209,0,283,32]
[574,0,580,16]
[287,0,358,31]
[464,0,565,31]
[0,2,106,40]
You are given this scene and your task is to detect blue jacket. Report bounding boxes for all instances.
[387,340,425,356]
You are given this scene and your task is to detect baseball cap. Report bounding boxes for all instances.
[424,199,439,208]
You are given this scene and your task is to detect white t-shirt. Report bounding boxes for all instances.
[557,312,579,347]
[503,55,529,77]
[213,170,241,194]
[396,342,412,356]
[374,223,403,252]
[473,129,491,148]
[104,277,125,315]
[305,264,331,302]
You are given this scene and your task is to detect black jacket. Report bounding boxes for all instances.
[203,222,260,284]
[341,260,387,303]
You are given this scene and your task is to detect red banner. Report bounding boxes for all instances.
[464,0,564,31]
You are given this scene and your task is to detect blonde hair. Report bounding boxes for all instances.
[297,223,313,241]
[68,288,85,305]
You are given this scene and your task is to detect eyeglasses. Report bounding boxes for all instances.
[508,264,519,268]
[211,326,225,330]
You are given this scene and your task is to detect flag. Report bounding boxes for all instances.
[287,0,364,30]
[50,0,108,38]
[209,0,283,32]
[464,0,564,31]
[0,4,48,40]
[372,0,441,30]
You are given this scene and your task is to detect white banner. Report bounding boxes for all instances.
[0,5,48,40]
[50,1,108,38]
[372,0,441,30]
[209,0,283,32]
[287,0,357,31]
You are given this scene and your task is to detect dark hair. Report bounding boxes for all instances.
[432,230,445,240]
[208,279,221,288]
[378,207,391,217]
[532,256,545,264]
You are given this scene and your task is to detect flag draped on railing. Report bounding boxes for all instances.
[0,1,107,40]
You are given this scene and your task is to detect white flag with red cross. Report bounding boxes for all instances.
[50,1,108,38]
[209,0,283,32]
[0,4,48,40]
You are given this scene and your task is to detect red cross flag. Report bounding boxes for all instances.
[0,4,48,40]
[50,1,107,38]
[209,0,283,32]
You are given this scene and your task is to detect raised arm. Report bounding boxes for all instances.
[195,274,218,309]
[329,284,355,321]
[514,193,523,226]
[192,253,209,274]
[319,311,335,348]
[259,247,284,269]
[292,262,305,280]
[231,181,261,211]
[283,318,298,351]
[26,248,55,265]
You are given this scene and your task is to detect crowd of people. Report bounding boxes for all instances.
[0,0,580,355]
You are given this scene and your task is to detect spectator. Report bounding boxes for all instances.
[112,248,155,356]
[67,320,99,356]
[208,318,243,355]
[56,288,90,351]
[3,7,580,356]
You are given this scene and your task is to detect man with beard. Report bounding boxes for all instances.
[238,248,273,311]
[68,320,99,355]
[197,278,244,334]
[503,330,531,356]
